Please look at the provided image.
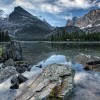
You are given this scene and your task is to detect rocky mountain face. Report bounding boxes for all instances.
[67,9,100,32]
[0,6,52,40]
[67,17,78,26]
[48,26,83,37]
[9,6,36,22]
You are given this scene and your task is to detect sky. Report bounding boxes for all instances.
[0,0,100,26]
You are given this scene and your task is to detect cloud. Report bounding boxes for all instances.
[38,3,63,14]
[6,0,100,14]
[61,15,73,20]
[55,13,73,21]
[13,0,63,14]
[55,0,99,10]
[0,0,14,5]
[0,0,99,15]
[0,0,99,26]
[98,2,100,7]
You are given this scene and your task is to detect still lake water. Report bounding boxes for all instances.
[22,42,100,100]
[0,42,100,100]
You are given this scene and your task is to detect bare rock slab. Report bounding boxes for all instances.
[15,64,75,100]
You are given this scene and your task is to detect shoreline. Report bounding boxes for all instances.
[1,41,100,44]
[19,41,100,44]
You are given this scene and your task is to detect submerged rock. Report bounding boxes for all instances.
[15,64,75,100]
[2,41,23,61]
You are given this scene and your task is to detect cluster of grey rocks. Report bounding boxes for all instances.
[0,41,76,100]
[0,41,30,83]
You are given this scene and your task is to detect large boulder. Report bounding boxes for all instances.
[15,64,75,100]
[2,41,23,61]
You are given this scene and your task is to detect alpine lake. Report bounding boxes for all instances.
[0,41,100,100]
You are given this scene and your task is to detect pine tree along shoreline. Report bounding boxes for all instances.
[50,31,100,42]
[0,30,11,42]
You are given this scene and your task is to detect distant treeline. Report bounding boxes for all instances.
[51,31,100,41]
[0,30,11,42]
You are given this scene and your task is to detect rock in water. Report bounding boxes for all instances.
[15,64,75,100]
[11,75,19,84]
[10,74,28,89]
[18,74,28,84]
[2,41,23,61]
[10,83,19,89]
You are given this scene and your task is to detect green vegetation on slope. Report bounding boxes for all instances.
[0,30,11,42]
[51,31,100,42]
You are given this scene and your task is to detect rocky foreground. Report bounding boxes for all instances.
[0,41,31,83]
[0,41,75,100]
[0,41,100,100]
[16,64,75,100]
[0,64,75,100]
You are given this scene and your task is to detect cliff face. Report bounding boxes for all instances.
[67,9,100,32]
[67,17,78,26]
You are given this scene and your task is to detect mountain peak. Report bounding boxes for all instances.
[67,8,100,30]
[84,8,100,18]
[67,16,77,26]
[9,6,34,22]
[15,6,23,10]
[14,6,28,13]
